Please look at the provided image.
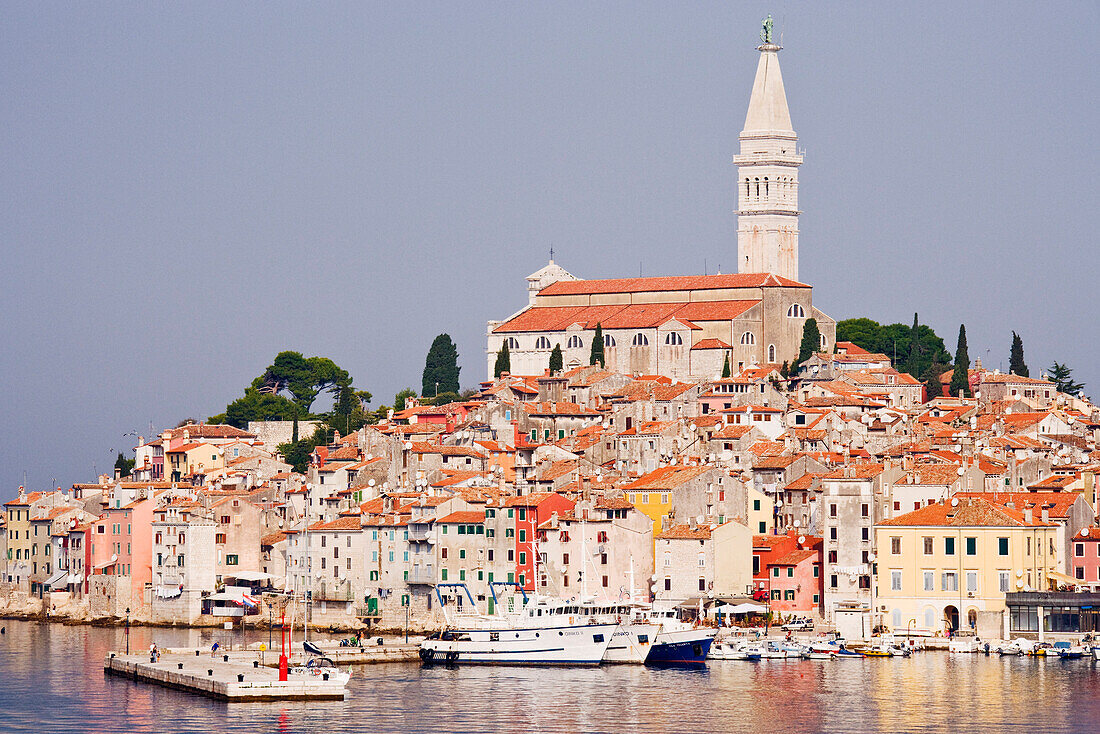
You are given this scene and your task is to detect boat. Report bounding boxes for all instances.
[760,640,789,659]
[709,637,762,661]
[642,607,715,664]
[1052,641,1086,659]
[861,642,895,657]
[418,584,617,666]
[289,655,352,686]
[1091,645,1100,661]
[833,644,864,658]
[804,642,837,659]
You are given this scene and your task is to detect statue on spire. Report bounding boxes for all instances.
[760,14,774,44]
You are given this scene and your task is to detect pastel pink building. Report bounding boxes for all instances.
[1071,527,1100,584]
[90,495,156,605]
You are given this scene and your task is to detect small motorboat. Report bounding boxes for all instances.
[710,638,762,661]
[1052,641,1086,659]
[760,641,789,659]
[290,656,352,685]
[803,643,837,660]
[834,644,864,658]
[861,644,894,657]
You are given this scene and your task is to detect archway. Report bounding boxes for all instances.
[944,605,959,632]
[967,608,978,630]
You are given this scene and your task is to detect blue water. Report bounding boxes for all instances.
[1,620,1099,732]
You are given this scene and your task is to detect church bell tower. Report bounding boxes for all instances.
[735,16,802,280]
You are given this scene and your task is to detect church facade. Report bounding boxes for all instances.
[487,34,835,380]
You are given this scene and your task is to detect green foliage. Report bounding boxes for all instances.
[922,362,948,403]
[549,344,563,374]
[835,316,951,380]
[722,352,731,378]
[590,324,605,367]
[432,391,461,406]
[905,313,922,376]
[393,388,417,412]
[278,426,334,475]
[326,385,373,435]
[792,318,821,374]
[114,452,135,478]
[949,324,971,397]
[494,341,511,378]
[224,389,301,429]
[1048,361,1085,397]
[780,360,790,379]
[253,351,351,413]
[1010,332,1029,377]
[423,334,460,397]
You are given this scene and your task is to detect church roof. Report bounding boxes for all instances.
[742,46,794,135]
[538,272,807,297]
[493,300,759,334]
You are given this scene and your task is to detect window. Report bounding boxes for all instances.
[754,500,761,511]
[829,528,837,540]
[631,333,649,347]
[787,304,805,318]
[604,334,616,347]
[861,504,869,518]
[861,527,869,541]
[830,575,838,589]
[1076,543,1085,557]
[786,567,793,578]
[828,550,837,563]
[966,571,978,593]
[518,552,526,565]
[441,569,448,581]
[505,337,519,350]
[226,554,238,566]
[216,533,226,545]
[999,571,1010,593]
[924,571,934,592]
[890,571,902,591]
[923,536,934,555]
[1076,567,1085,580]
[567,335,583,349]
[942,572,957,592]
[534,336,551,350]
[767,344,776,362]
[965,537,977,556]
[829,504,837,518]
[740,332,756,346]
[945,537,955,556]
[999,537,1009,556]
[664,578,671,591]
[890,537,901,555]
[773,567,780,577]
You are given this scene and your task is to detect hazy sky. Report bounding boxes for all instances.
[2,2,1096,492]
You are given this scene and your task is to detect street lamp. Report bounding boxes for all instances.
[125,607,131,655]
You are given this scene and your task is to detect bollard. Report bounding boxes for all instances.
[178,663,184,670]
[322,673,329,681]
[208,669,213,676]
[223,654,229,662]
[237,674,245,683]
[253,660,259,668]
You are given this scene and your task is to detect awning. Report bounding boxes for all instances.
[728,602,767,614]
[231,571,273,582]
[67,574,83,585]
[155,585,183,599]
[206,591,244,602]
[45,570,68,590]
[93,559,117,571]
[1047,570,1080,587]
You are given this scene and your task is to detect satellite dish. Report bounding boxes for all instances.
[368,479,376,487]
[957,467,965,476]
[776,500,783,507]
[951,498,959,507]
[366,453,373,460]
[797,535,806,544]
[1083,528,1090,538]
[696,515,705,524]
[404,441,412,450]
[1016,570,1024,577]
[111,554,118,562]
[793,520,801,528]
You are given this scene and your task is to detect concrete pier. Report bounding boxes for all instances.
[104,651,348,701]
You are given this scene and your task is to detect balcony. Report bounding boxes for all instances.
[315,579,355,601]
[407,525,434,543]
[407,566,436,585]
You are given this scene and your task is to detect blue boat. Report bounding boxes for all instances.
[647,634,714,664]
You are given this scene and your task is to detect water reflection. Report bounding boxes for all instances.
[2,620,1100,733]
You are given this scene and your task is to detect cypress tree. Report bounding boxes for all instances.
[1009,332,1029,376]
[590,323,605,367]
[792,318,821,374]
[949,324,970,397]
[422,333,460,396]
[494,341,511,378]
[905,313,922,376]
[549,344,563,374]
[721,352,731,378]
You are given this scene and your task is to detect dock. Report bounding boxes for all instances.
[104,651,349,701]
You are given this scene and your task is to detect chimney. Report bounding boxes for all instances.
[1025,507,1034,524]
[1041,507,1049,523]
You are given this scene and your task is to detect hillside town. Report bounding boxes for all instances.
[2,351,1098,642]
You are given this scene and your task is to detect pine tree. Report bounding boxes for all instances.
[494,341,511,378]
[1048,361,1085,397]
[780,360,790,379]
[422,333,460,396]
[949,324,970,397]
[792,318,821,375]
[549,344,563,374]
[1009,332,1029,377]
[590,323,605,367]
[721,352,731,378]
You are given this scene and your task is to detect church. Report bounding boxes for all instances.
[487,30,835,380]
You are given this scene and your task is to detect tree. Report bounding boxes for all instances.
[253,351,351,413]
[114,452,135,478]
[835,316,950,379]
[393,388,417,412]
[722,352,731,378]
[1009,332,1029,376]
[921,362,947,403]
[949,324,971,397]
[549,344,563,374]
[223,389,301,429]
[432,391,461,406]
[1048,362,1085,397]
[422,334,460,397]
[494,341,511,378]
[792,318,821,375]
[780,360,790,379]
[905,313,923,376]
[326,384,372,435]
[590,323,605,367]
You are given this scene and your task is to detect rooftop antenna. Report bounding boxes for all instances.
[549,244,554,262]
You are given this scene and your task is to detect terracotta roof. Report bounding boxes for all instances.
[691,338,732,350]
[167,424,256,439]
[493,300,760,334]
[437,511,486,524]
[880,497,1055,527]
[956,492,1083,519]
[309,516,362,531]
[539,273,809,295]
[623,466,714,490]
[822,463,886,480]
[656,523,714,540]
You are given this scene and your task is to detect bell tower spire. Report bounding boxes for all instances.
[734,16,802,280]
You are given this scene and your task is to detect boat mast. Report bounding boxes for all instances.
[303,481,311,643]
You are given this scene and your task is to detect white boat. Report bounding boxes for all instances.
[642,607,716,663]
[710,638,762,661]
[289,656,352,686]
[760,640,790,658]
[804,642,837,659]
[603,616,662,664]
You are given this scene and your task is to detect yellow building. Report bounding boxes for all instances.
[875,497,1059,634]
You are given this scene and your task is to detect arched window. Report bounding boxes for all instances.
[819,334,827,349]
[787,304,806,318]
[632,333,649,347]
[604,334,616,347]
[505,337,520,350]
[745,178,750,198]
[754,178,760,197]
[740,332,755,346]
[534,336,551,350]
[566,335,583,349]
[768,344,776,362]
[665,332,683,346]
[764,177,769,197]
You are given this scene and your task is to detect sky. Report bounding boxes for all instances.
[1,2,1096,492]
